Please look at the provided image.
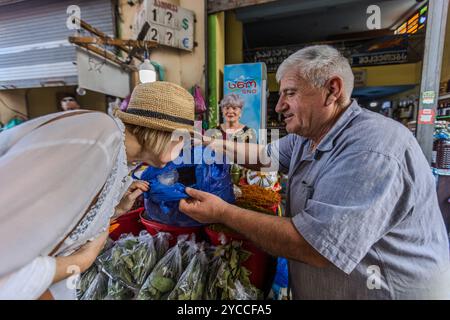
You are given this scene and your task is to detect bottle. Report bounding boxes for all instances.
[436,139,450,169]
[432,139,438,168]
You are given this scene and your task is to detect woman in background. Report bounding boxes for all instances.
[215,93,256,143]
[59,94,81,111]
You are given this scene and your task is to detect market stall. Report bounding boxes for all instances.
[78,146,283,300]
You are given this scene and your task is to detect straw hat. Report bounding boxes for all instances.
[115,81,195,134]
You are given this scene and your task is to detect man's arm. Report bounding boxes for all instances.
[208,138,272,171]
[224,204,330,267]
[179,188,330,268]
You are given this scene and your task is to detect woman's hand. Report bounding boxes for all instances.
[179,187,230,224]
[52,231,109,284]
[71,231,109,270]
[115,180,149,218]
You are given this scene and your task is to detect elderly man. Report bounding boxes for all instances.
[180,45,450,299]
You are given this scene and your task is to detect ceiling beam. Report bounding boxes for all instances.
[207,0,277,14]
[0,0,27,6]
[235,0,369,23]
[326,28,394,42]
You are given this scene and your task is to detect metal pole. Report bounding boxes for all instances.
[416,0,449,163]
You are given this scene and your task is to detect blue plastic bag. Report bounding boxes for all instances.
[138,146,235,227]
[271,257,289,300]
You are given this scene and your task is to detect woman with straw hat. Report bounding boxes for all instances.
[0,81,194,299]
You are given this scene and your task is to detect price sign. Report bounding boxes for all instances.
[418,108,435,124]
[135,0,195,51]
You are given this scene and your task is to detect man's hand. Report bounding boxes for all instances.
[115,180,149,217]
[179,187,230,224]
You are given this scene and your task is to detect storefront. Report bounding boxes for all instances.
[1,0,450,302]
[0,0,207,125]
[0,0,117,125]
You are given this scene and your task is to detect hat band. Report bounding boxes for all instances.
[125,108,194,126]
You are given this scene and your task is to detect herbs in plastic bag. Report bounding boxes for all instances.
[230,279,261,300]
[204,241,262,300]
[77,265,98,299]
[203,256,223,300]
[174,234,198,269]
[154,232,171,261]
[133,231,158,285]
[168,248,208,300]
[80,271,109,300]
[104,277,135,300]
[97,232,157,288]
[137,241,183,300]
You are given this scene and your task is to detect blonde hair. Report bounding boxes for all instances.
[124,123,174,155]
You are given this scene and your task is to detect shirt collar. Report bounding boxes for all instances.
[315,99,362,153]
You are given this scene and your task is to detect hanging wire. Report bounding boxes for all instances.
[99,42,107,73]
[144,42,149,60]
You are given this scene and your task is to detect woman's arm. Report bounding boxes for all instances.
[0,231,109,300]
[52,231,109,283]
[38,231,109,300]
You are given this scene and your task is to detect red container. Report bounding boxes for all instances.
[204,226,271,290]
[140,213,202,246]
[109,207,145,241]
[266,203,279,215]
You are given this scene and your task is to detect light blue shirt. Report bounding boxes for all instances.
[269,100,450,299]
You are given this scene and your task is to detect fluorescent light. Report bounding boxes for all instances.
[139,59,156,83]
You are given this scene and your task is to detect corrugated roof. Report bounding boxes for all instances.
[0,0,114,89]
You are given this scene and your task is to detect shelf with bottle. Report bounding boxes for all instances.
[437,100,450,117]
[394,99,416,120]
[432,121,450,175]
[267,118,287,131]
[438,93,450,101]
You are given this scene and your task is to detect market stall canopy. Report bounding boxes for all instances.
[238,0,422,47]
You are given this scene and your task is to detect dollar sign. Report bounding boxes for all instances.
[182,18,189,30]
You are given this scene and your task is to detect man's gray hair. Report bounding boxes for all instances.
[276,45,354,103]
[219,93,245,109]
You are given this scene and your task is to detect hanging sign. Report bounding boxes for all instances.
[417,108,435,124]
[76,49,131,98]
[353,70,367,87]
[351,51,408,67]
[134,0,195,51]
[422,91,436,105]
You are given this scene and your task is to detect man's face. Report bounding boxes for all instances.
[275,71,326,137]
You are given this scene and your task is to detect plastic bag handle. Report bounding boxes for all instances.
[131,163,146,180]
